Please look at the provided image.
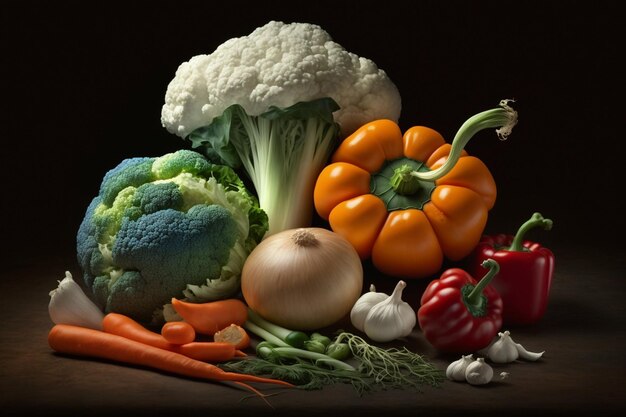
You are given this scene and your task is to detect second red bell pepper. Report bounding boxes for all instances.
[469,212,554,326]
[417,259,503,353]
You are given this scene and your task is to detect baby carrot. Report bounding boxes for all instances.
[171,298,248,335]
[48,324,293,398]
[102,313,237,362]
[161,321,196,345]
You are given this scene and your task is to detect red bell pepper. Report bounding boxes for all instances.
[417,259,503,353]
[469,212,554,326]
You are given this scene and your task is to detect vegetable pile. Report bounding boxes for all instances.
[46,19,557,404]
[47,273,292,402]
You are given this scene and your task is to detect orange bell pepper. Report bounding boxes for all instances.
[314,101,518,278]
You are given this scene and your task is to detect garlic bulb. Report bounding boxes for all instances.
[485,330,545,363]
[487,331,519,363]
[465,358,493,385]
[48,271,105,330]
[350,284,388,332]
[362,280,416,342]
[446,354,474,381]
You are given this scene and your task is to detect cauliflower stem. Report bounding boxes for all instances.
[188,98,340,236]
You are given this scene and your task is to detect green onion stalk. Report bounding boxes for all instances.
[220,308,445,394]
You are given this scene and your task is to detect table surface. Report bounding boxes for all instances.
[1,242,624,417]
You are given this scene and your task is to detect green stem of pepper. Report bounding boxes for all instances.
[465,259,500,309]
[508,212,553,252]
[390,164,421,195]
[411,100,518,182]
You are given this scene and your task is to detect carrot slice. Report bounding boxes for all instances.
[214,324,251,350]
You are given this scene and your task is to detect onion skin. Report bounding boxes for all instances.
[241,228,363,331]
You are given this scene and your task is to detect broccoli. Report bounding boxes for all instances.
[77,150,267,323]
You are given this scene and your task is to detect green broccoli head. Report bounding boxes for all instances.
[77,150,268,323]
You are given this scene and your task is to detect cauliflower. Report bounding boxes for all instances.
[160,21,401,236]
[76,150,267,323]
[161,20,401,138]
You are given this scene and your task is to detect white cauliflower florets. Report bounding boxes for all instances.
[161,20,401,137]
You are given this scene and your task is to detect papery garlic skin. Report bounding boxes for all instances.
[487,330,519,363]
[350,284,388,332]
[363,280,416,342]
[49,271,105,330]
[465,358,493,385]
[446,354,474,381]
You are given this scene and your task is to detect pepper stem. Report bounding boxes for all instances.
[466,259,500,307]
[390,165,421,195]
[508,212,553,252]
[411,99,518,182]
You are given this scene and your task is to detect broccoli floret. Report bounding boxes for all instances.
[133,182,183,214]
[152,148,213,178]
[100,157,155,206]
[77,150,267,323]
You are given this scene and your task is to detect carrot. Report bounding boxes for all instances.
[102,313,238,362]
[161,321,196,345]
[48,324,293,400]
[171,298,248,335]
[175,342,242,362]
[103,313,172,349]
[214,324,251,350]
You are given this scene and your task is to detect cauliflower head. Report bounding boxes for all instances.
[161,20,401,138]
[77,150,267,323]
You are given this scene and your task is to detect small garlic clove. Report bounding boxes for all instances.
[515,343,545,361]
[49,271,105,330]
[499,372,510,380]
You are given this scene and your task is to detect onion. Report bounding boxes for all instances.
[241,227,363,331]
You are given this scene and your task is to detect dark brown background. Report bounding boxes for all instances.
[1,1,624,416]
